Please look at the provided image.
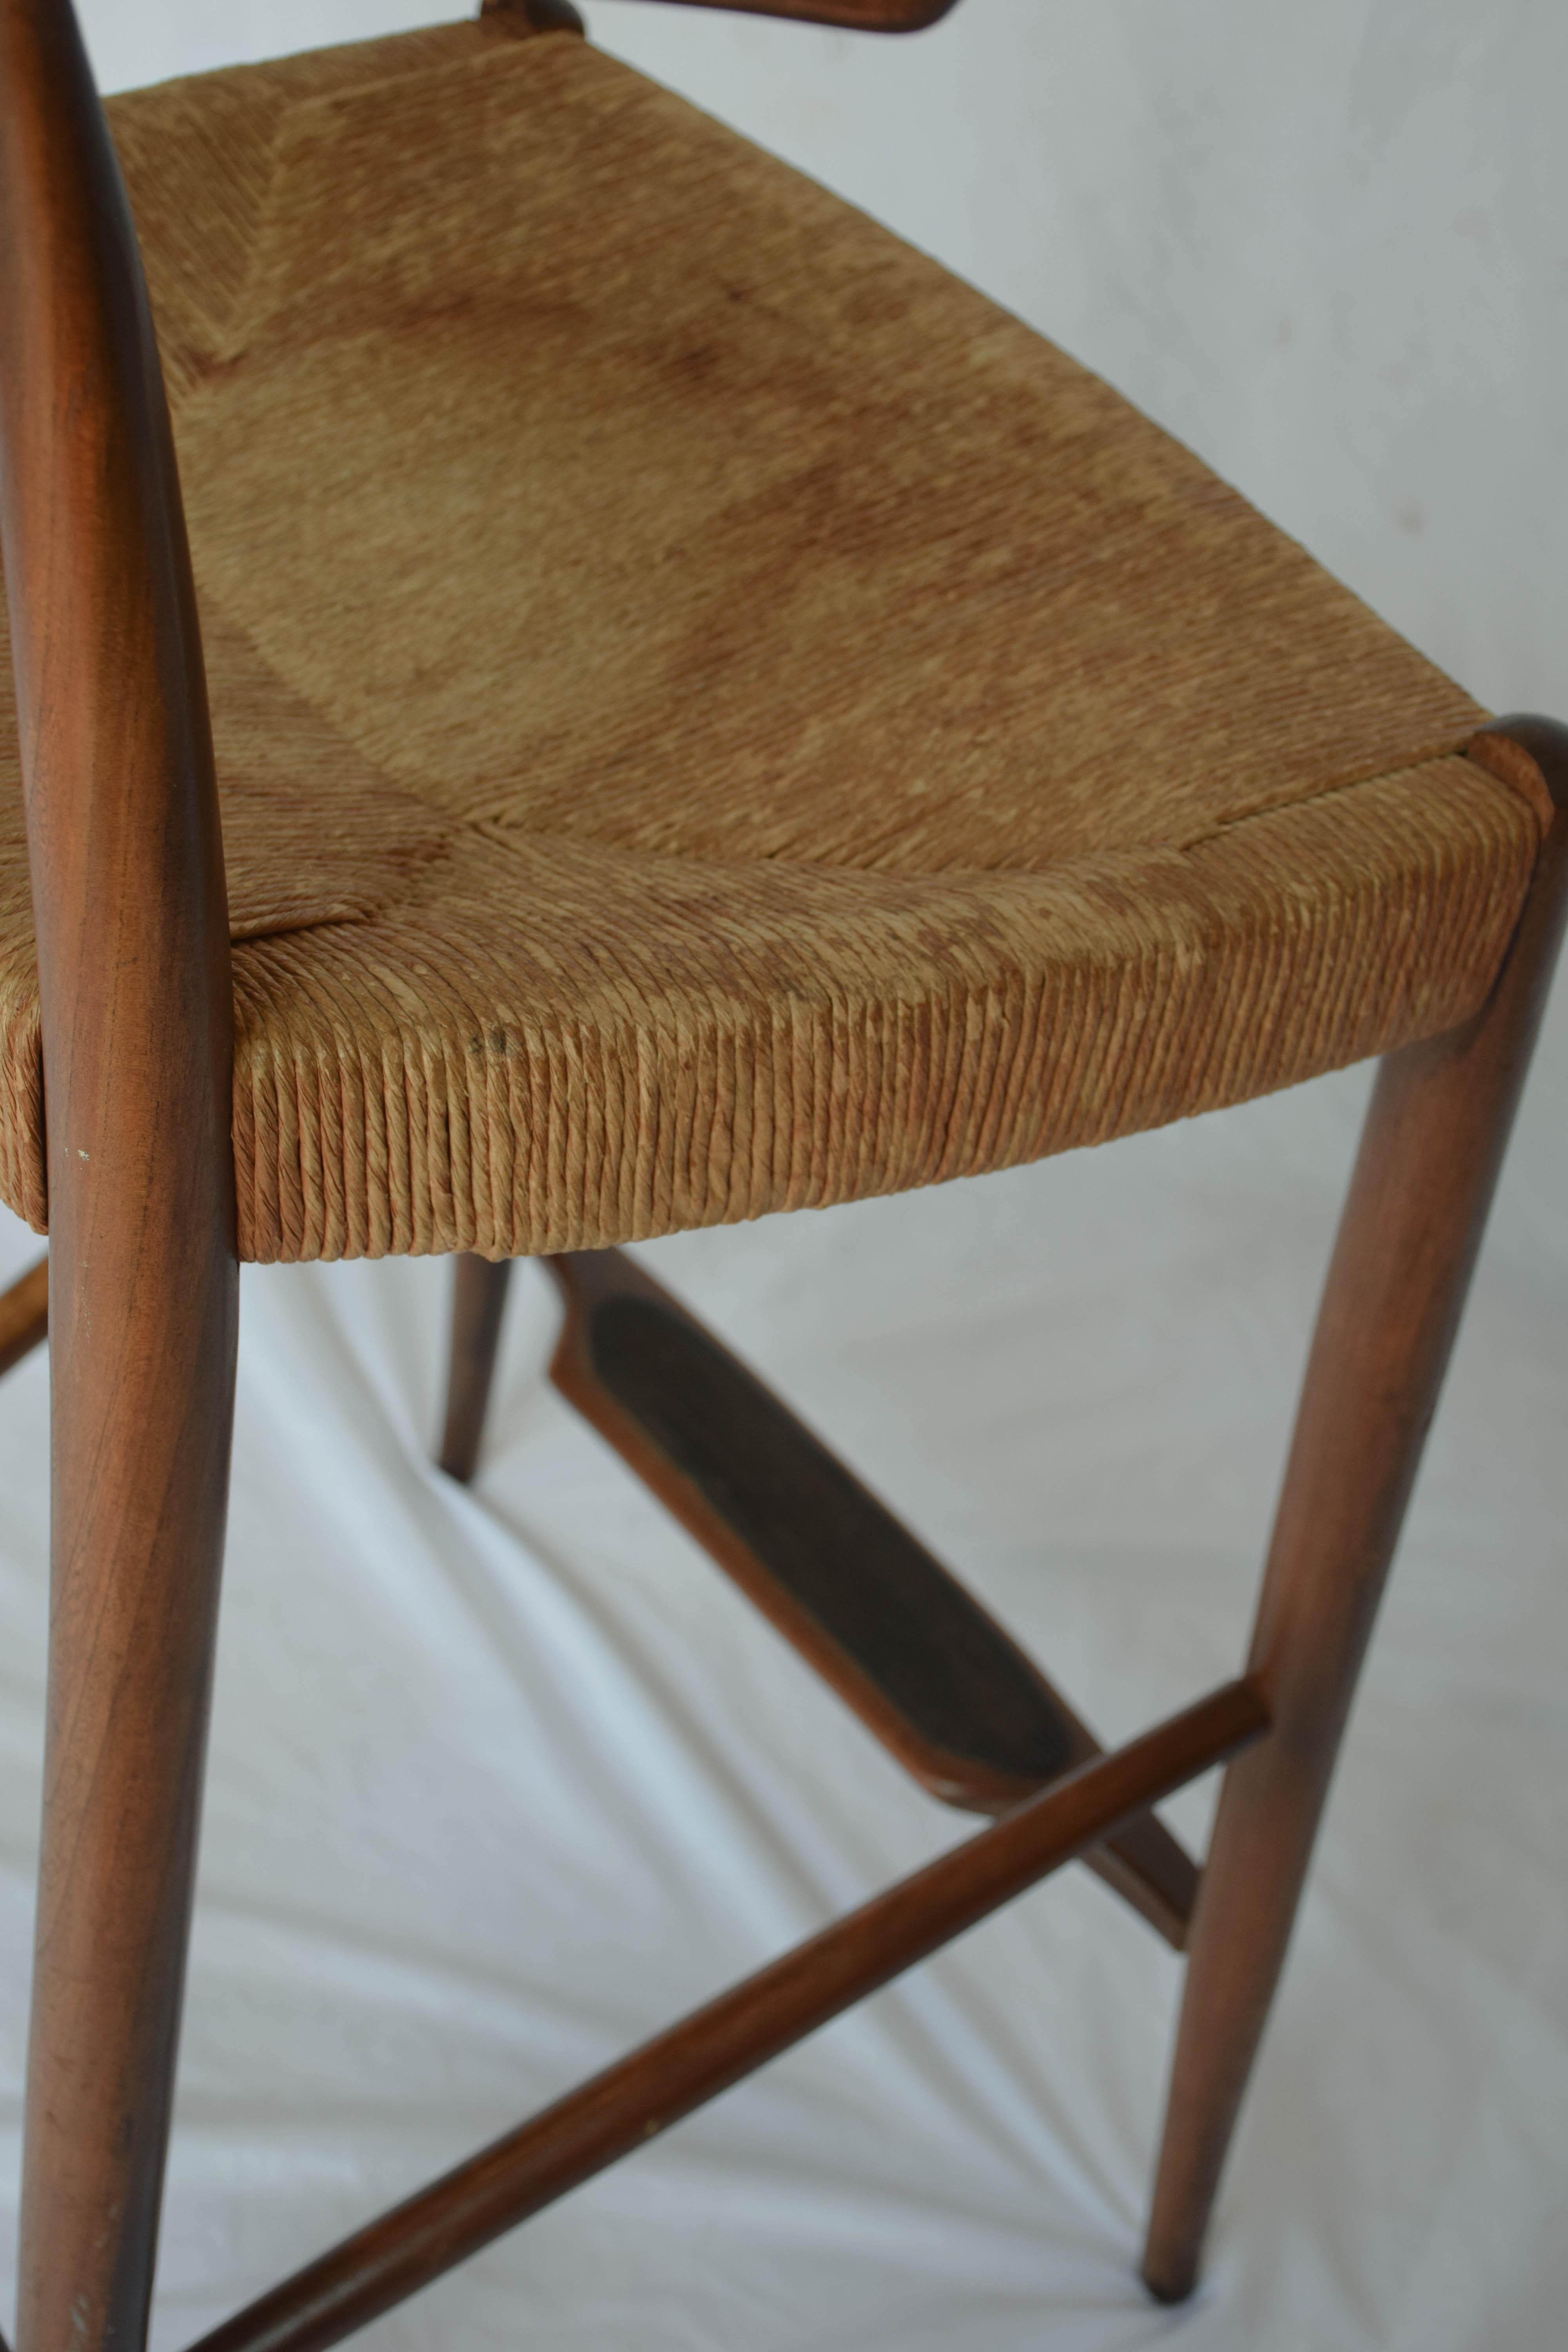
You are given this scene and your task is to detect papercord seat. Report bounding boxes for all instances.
[0,13,1542,1261]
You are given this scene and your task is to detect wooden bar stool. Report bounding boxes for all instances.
[0,1,1561,2345]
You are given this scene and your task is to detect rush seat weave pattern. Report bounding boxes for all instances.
[0,16,1544,1261]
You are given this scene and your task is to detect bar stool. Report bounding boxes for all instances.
[0,2,1561,2346]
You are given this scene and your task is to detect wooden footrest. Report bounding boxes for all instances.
[186,1677,1265,2352]
[544,1249,1200,1948]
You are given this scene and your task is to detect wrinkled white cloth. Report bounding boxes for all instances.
[1,4,1563,2346]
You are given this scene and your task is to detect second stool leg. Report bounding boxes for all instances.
[1143,720,1568,2302]
[439,1255,514,1482]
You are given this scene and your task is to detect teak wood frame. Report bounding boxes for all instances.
[0,1,1562,2347]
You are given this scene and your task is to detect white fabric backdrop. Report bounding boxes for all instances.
[2,4,1564,2346]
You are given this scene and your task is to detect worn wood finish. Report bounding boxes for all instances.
[437,1245,1195,1939]
[547,1250,1076,1806]
[0,4,239,2347]
[439,1254,515,1482]
[1141,717,1568,2303]
[545,1247,1199,1943]
[0,1252,47,1377]
[187,1677,1267,2352]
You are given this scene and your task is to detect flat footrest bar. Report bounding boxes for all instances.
[185,1676,1267,2352]
[0,1254,47,1379]
[544,1248,1199,1946]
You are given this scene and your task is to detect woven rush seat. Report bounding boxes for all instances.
[0,14,1543,1263]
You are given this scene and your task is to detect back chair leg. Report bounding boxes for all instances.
[439,1254,514,1481]
[1143,719,1568,2301]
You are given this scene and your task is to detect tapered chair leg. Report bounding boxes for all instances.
[439,1254,515,1481]
[3,6,241,2335]
[1142,719,1568,2303]
[18,1245,238,2352]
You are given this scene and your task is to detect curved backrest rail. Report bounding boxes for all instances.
[0,5,238,2347]
[606,0,963,30]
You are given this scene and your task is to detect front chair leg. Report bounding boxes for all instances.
[1142,718,1568,2302]
[5,2,242,2336]
[18,1249,237,2352]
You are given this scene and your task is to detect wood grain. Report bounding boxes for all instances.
[0,3,239,2346]
[1141,716,1568,2302]
[188,1677,1267,2352]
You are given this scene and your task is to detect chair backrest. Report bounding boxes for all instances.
[581,0,961,29]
